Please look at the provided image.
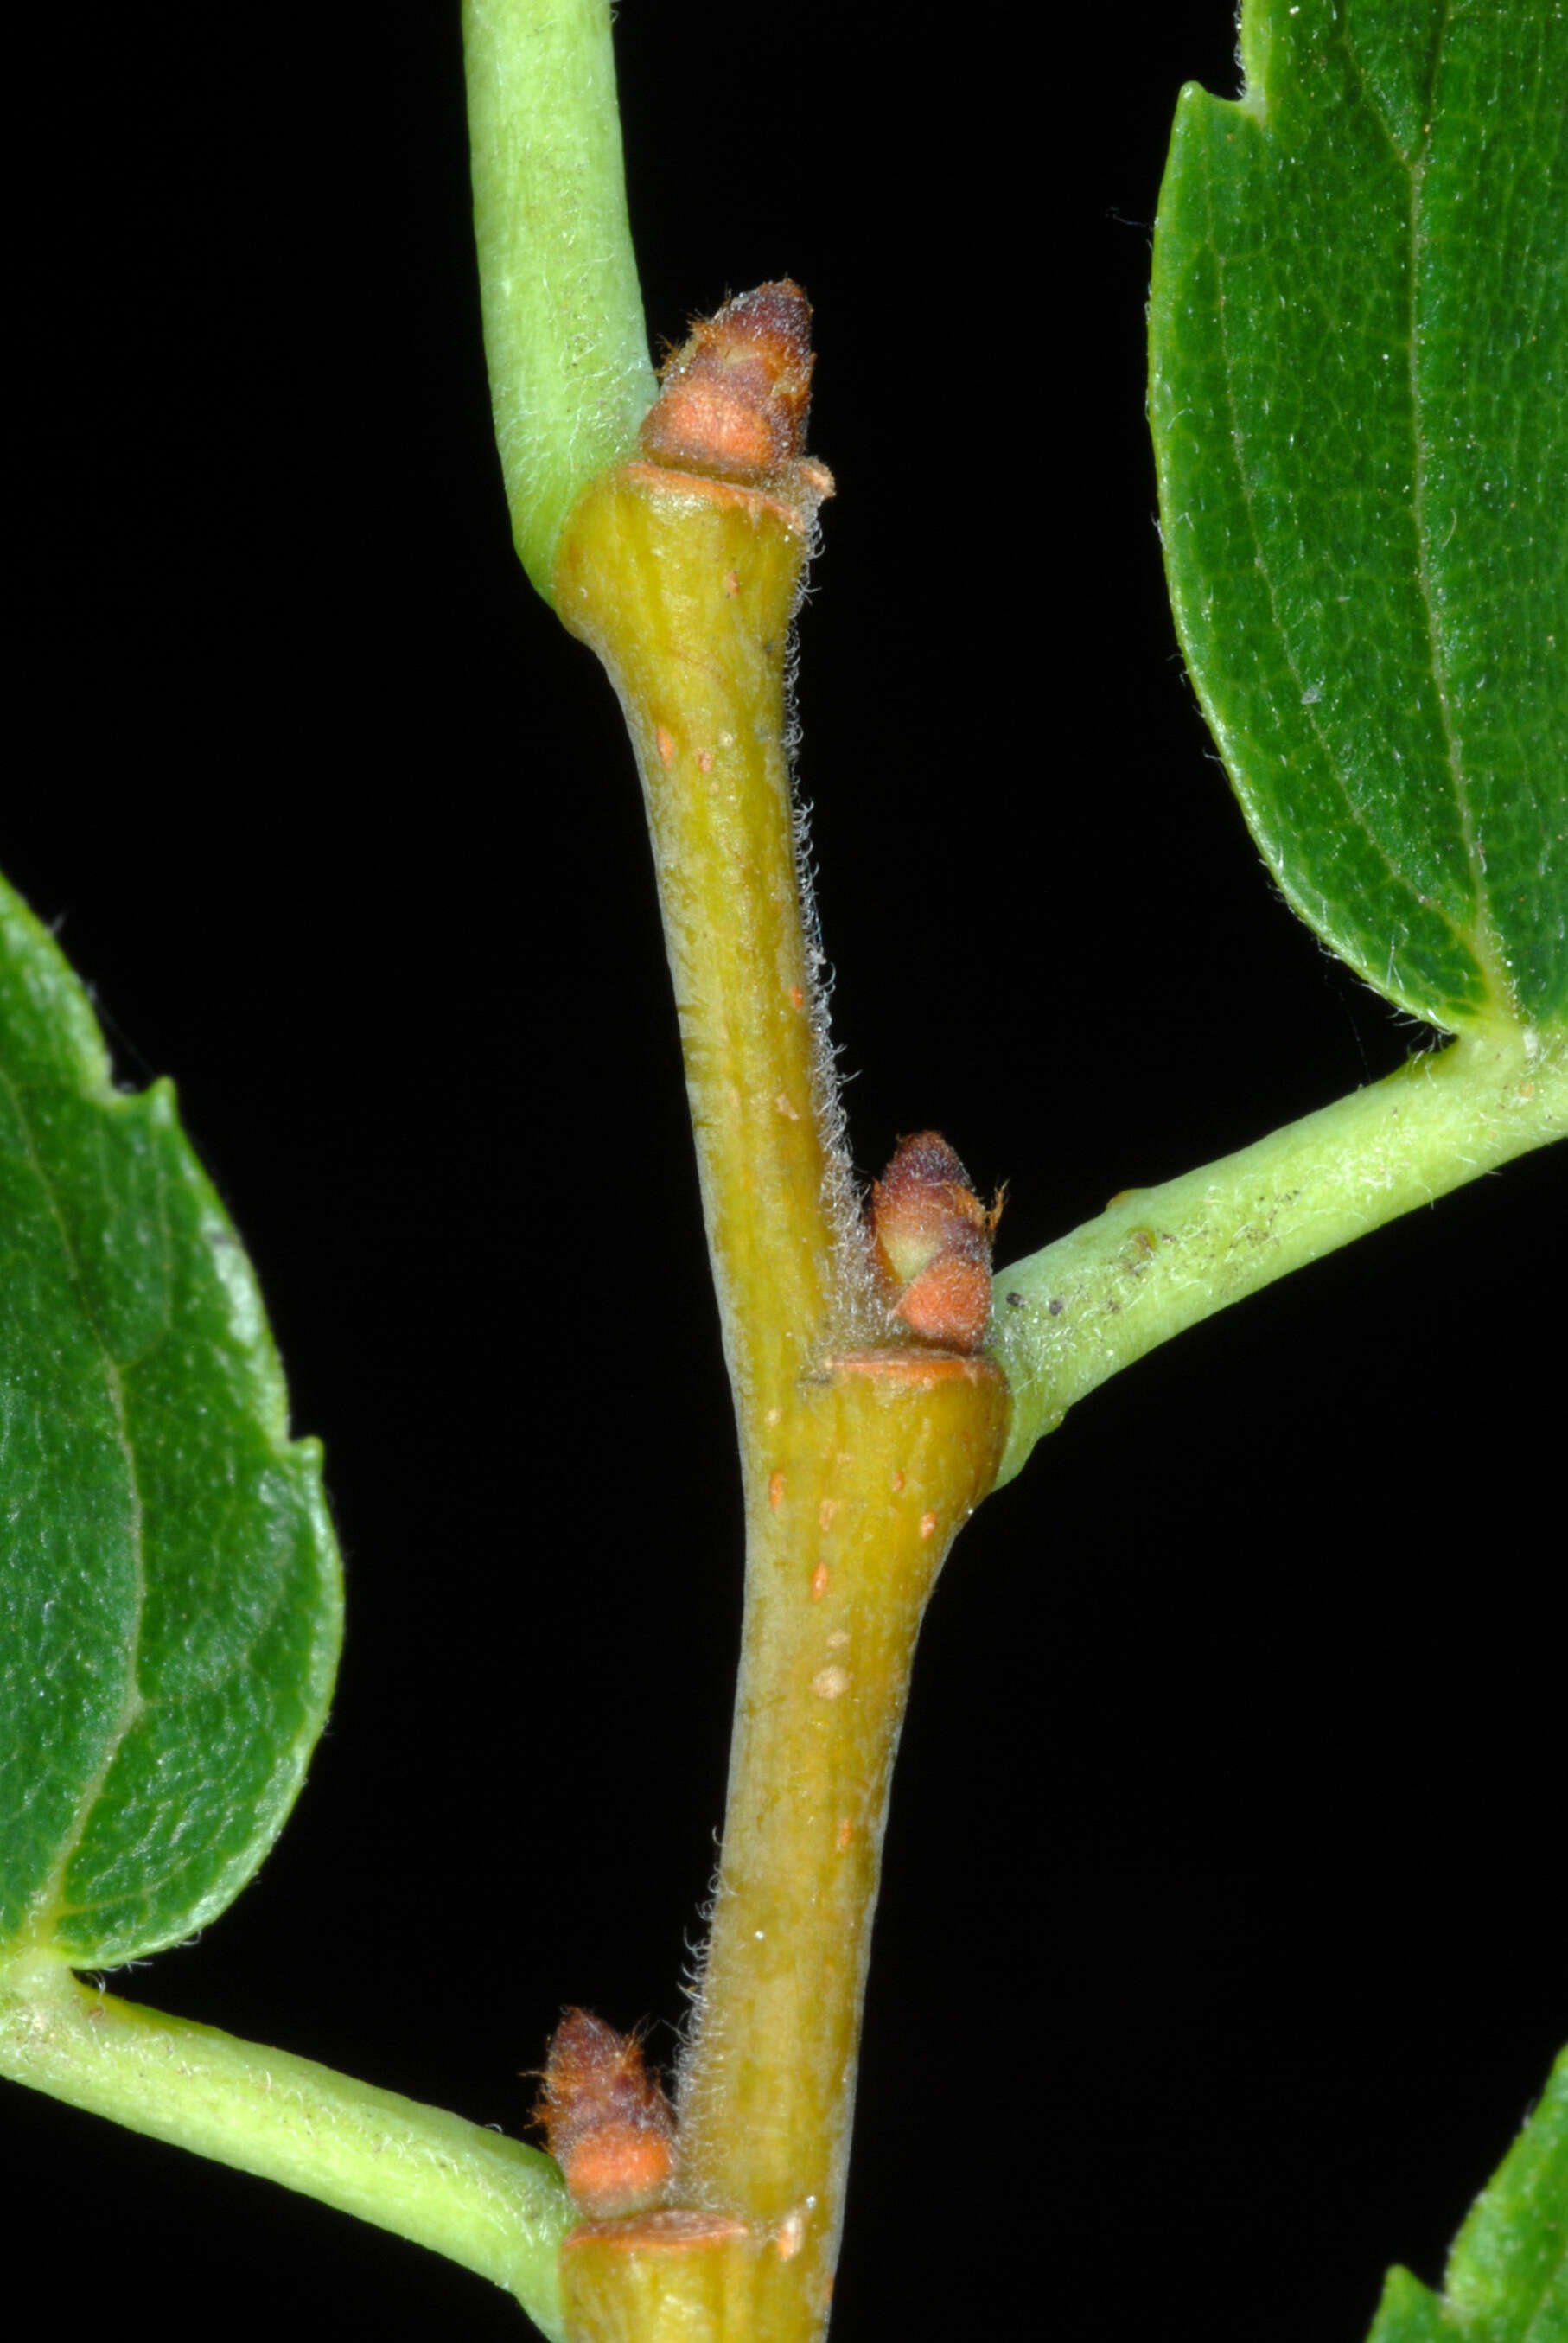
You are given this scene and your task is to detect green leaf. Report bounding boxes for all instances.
[0,873,341,1971]
[1364,2266,1448,2343]
[1366,2044,1568,2341]
[1149,0,1567,1033]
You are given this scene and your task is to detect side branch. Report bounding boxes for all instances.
[991,1022,1568,1487]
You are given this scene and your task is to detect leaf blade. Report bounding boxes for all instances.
[1445,2044,1568,2340]
[1364,2265,1449,2343]
[1149,0,1568,1032]
[0,873,342,1970]
[1365,2046,1568,2343]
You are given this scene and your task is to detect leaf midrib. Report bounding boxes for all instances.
[1389,0,1513,1013]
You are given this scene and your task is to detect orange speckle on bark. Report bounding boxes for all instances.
[774,1091,800,1120]
[919,1510,939,1541]
[836,1817,853,1852]
[819,1497,838,1531]
[723,569,741,595]
[768,1470,787,1510]
[697,749,714,774]
[788,984,805,1009]
[810,1561,830,1601]
[775,2209,806,2259]
[655,725,676,767]
[891,1469,906,1492]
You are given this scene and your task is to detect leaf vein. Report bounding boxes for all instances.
[1199,113,1467,968]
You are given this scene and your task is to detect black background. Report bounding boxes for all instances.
[7,3,1565,2338]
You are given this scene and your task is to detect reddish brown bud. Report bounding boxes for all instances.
[534,2010,676,2219]
[868,1132,1002,1354]
[639,281,830,492]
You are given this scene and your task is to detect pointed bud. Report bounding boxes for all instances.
[868,1132,1002,1354]
[534,2010,677,2219]
[639,281,832,495]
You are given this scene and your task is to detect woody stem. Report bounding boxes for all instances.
[554,463,1008,2342]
